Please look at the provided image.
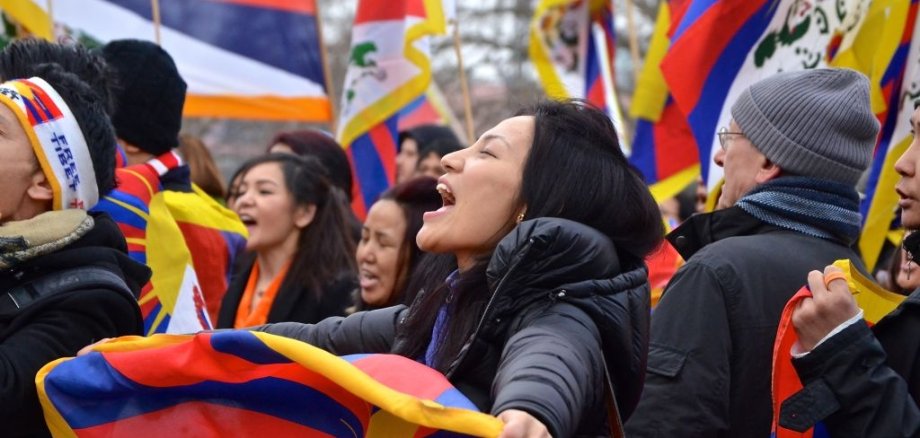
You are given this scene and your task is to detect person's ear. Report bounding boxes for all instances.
[516,206,528,224]
[755,158,782,184]
[26,168,53,202]
[293,204,317,229]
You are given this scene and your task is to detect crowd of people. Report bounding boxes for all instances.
[0,36,919,438]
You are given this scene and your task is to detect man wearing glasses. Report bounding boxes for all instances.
[627,69,878,437]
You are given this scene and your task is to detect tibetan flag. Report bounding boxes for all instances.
[858,0,920,270]
[337,0,453,217]
[661,0,872,189]
[647,239,683,309]
[771,260,906,438]
[628,0,699,203]
[93,152,248,334]
[36,331,504,438]
[24,0,332,122]
[529,0,628,149]
[398,83,466,142]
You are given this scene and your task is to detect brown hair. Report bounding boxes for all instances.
[179,135,226,200]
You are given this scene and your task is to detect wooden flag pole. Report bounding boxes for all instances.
[46,0,54,38]
[150,0,162,45]
[452,20,475,143]
[624,0,641,85]
[314,0,338,134]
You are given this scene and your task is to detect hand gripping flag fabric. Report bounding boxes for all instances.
[10,0,332,122]
[36,330,504,438]
[529,0,629,150]
[92,151,248,334]
[660,0,876,189]
[627,0,700,203]
[337,0,453,218]
[770,260,906,438]
[856,0,920,270]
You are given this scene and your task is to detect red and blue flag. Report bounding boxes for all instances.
[771,260,905,438]
[36,331,503,437]
[16,0,332,122]
[529,0,629,149]
[336,0,453,217]
[660,0,874,188]
[93,152,248,334]
[627,0,699,202]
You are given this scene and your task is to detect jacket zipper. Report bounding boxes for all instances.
[445,237,535,378]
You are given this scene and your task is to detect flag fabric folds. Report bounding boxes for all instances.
[857,0,920,270]
[36,330,504,438]
[627,0,699,203]
[770,260,906,438]
[93,152,247,335]
[336,0,452,217]
[398,83,466,142]
[661,0,873,189]
[529,0,628,149]
[17,0,332,122]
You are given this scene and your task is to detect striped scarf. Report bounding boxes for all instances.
[736,177,861,244]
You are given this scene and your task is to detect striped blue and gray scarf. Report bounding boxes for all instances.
[736,177,861,244]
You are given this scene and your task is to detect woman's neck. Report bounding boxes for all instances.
[256,244,295,283]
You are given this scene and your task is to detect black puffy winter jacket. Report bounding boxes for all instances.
[256,217,651,437]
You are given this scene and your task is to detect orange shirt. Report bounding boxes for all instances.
[234,260,291,328]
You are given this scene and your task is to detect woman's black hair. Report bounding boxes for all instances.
[234,153,356,293]
[518,100,664,266]
[225,164,246,207]
[268,129,354,201]
[418,138,463,162]
[394,100,664,371]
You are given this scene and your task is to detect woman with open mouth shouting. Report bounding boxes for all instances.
[255,100,663,437]
[352,176,455,312]
[218,154,357,329]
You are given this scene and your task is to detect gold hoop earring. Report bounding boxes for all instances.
[516,211,525,224]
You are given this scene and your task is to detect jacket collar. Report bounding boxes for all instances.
[486,218,622,298]
[666,206,776,260]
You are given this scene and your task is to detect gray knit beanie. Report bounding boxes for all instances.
[731,68,879,186]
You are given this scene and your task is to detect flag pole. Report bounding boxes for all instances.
[150,0,162,45]
[46,0,54,38]
[624,0,641,85]
[452,20,475,143]
[314,0,338,134]
[592,22,630,153]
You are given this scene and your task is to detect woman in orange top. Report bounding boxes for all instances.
[217,154,356,328]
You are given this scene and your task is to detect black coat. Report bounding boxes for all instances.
[0,213,149,437]
[255,218,651,437]
[217,253,356,328]
[626,206,864,437]
[778,233,920,436]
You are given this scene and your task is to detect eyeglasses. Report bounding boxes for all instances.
[717,126,745,150]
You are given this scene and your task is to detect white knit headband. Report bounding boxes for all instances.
[0,77,98,211]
